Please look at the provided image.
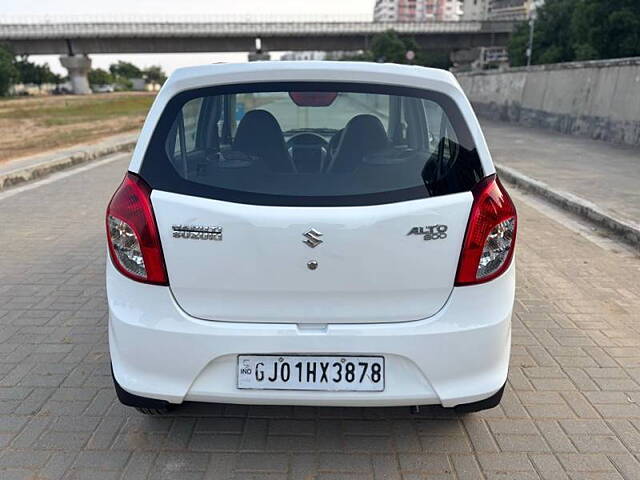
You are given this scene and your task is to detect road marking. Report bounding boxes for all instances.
[0,152,130,202]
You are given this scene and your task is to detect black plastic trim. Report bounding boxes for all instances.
[111,366,171,409]
[454,382,506,413]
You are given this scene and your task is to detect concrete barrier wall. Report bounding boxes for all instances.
[456,57,640,146]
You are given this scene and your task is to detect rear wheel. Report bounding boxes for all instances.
[111,366,175,415]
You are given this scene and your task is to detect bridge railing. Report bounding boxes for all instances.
[2,14,375,24]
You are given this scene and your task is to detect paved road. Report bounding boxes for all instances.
[482,120,640,229]
[1,153,640,480]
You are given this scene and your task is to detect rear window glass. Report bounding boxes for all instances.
[141,82,484,206]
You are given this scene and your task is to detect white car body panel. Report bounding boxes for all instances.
[153,190,472,323]
[108,259,513,407]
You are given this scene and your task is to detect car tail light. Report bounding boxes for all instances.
[106,173,168,285]
[455,175,517,286]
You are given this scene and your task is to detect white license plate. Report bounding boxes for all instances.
[237,355,385,391]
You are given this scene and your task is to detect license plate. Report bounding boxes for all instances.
[237,355,385,391]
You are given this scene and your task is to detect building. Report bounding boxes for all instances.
[487,0,543,20]
[440,0,463,21]
[373,0,462,22]
[279,51,360,62]
[280,51,327,61]
[461,0,543,21]
[461,0,489,21]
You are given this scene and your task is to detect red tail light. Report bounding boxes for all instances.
[106,173,168,285]
[455,175,517,286]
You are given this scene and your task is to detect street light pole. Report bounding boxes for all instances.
[526,15,535,67]
[526,3,537,68]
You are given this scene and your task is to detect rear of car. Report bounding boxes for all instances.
[106,62,516,412]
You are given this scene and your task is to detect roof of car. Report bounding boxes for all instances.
[164,61,461,96]
[171,60,456,82]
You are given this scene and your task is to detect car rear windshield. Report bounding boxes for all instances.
[140,82,484,206]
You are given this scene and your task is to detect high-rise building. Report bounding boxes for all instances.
[373,0,462,22]
[487,0,543,20]
[461,0,489,20]
[440,0,464,21]
[460,0,543,21]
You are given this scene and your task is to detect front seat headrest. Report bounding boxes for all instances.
[330,114,389,173]
[233,109,294,173]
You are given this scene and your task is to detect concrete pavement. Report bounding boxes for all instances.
[0,152,639,479]
[0,132,136,192]
[483,119,640,245]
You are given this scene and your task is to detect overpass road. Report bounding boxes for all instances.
[0,17,514,93]
[0,149,639,479]
[0,19,513,55]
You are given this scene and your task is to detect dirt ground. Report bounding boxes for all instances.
[0,92,155,162]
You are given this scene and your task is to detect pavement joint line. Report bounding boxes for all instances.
[0,135,136,192]
[496,163,640,250]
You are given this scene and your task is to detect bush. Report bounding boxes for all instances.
[0,45,19,96]
[88,68,114,86]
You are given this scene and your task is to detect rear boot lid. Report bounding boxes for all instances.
[153,190,472,323]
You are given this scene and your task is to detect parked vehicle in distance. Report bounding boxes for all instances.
[106,61,516,415]
[52,85,72,95]
[92,84,115,93]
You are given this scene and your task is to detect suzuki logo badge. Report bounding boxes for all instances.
[303,228,323,248]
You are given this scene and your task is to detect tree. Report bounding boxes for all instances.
[88,68,114,86]
[571,0,640,60]
[142,65,167,85]
[509,0,578,67]
[418,51,452,70]
[109,61,142,79]
[508,0,640,67]
[0,45,19,96]
[14,56,62,85]
[370,30,410,64]
[341,29,451,69]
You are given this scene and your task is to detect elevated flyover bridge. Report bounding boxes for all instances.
[0,15,515,93]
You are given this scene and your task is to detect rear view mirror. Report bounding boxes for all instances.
[289,92,338,107]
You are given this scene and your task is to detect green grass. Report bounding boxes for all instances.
[0,94,155,127]
[0,93,156,161]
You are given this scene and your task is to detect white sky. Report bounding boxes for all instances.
[3,0,375,76]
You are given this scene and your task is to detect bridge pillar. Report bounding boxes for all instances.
[60,55,92,95]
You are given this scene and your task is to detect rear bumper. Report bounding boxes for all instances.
[107,260,514,408]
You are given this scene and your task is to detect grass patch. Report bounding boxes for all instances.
[0,94,154,126]
[0,92,155,162]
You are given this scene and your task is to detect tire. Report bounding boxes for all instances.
[111,366,175,414]
[454,383,505,413]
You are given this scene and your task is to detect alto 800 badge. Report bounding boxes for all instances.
[407,225,448,241]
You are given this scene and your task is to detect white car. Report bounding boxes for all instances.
[106,61,516,415]
[92,84,115,93]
